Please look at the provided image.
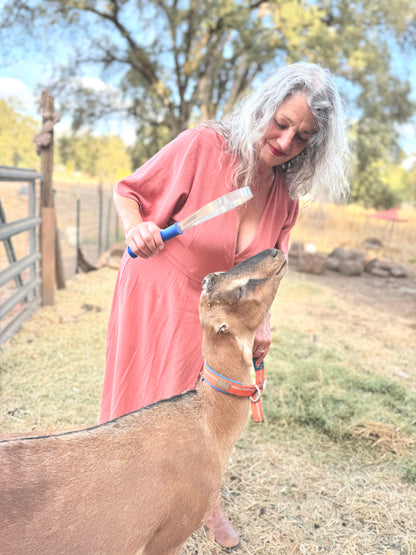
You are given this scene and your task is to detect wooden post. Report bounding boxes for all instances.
[98,181,103,257]
[55,230,66,290]
[40,91,55,210]
[41,207,56,306]
[35,91,65,304]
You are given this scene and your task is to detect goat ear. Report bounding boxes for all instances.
[216,322,229,334]
[202,272,224,294]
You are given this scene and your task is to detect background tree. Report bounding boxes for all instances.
[0,99,40,169]
[57,133,131,181]
[1,0,415,206]
[406,160,416,202]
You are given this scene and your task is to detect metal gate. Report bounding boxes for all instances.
[0,166,41,345]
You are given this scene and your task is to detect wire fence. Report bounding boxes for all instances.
[53,182,121,279]
[0,179,121,283]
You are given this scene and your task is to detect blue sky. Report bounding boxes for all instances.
[0,56,138,145]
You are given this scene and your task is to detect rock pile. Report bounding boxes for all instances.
[326,248,365,276]
[289,243,408,278]
[364,258,407,278]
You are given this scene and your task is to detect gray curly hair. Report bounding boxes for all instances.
[202,62,351,203]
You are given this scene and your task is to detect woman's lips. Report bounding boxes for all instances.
[268,143,285,157]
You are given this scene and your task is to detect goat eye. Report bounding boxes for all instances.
[238,286,245,299]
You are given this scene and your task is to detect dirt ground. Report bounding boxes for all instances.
[300,265,416,326]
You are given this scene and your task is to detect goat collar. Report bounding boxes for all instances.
[202,360,266,423]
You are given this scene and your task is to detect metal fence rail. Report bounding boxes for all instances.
[0,166,41,345]
[0,165,120,344]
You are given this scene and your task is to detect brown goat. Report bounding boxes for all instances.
[0,248,287,554]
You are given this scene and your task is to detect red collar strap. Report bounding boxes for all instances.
[202,360,266,423]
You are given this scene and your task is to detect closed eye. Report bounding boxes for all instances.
[274,119,285,130]
[274,119,309,144]
[238,278,267,299]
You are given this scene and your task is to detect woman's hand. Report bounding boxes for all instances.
[252,311,272,365]
[126,221,164,259]
[112,192,164,259]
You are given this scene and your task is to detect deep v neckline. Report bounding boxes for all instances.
[235,173,277,256]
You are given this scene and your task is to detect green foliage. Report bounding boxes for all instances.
[351,162,402,209]
[381,163,410,202]
[405,160,416,202]
[349,100,415,207]
[129,122,173,170]
[350,155,416,209]
[0,99,40,169]
[57,132,131,180]
[0,98,132,180]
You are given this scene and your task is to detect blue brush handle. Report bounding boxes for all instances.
[160,222,183,242]
[127,222,183,258]
[127,246,138,258]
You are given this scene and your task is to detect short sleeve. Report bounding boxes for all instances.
[115,129,205,228]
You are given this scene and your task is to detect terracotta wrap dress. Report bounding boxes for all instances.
[99,128,299,423]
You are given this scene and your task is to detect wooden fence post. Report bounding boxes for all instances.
[40,206,56,306]
[34,91,65,305]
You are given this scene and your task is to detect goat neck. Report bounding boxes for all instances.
[196,248,287,456]
[199,325,254,444]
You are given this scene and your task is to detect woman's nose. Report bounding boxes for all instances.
[278,130,293,151]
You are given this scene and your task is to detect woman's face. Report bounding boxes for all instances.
[257,93,316,171]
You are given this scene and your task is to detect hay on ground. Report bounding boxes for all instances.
[350,419,414,455]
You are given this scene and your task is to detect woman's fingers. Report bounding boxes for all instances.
[252,311,272,364]
[126,222,164,259]
[252,342,269,365]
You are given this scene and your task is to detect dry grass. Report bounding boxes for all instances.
[183,431,416,554]
[350,419,414,456]
[1,199,416,553]
[271,272,416,388]
[0,268,116,434]
[291,202,416,266]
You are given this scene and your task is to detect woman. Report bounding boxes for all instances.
[100,62,350,549]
